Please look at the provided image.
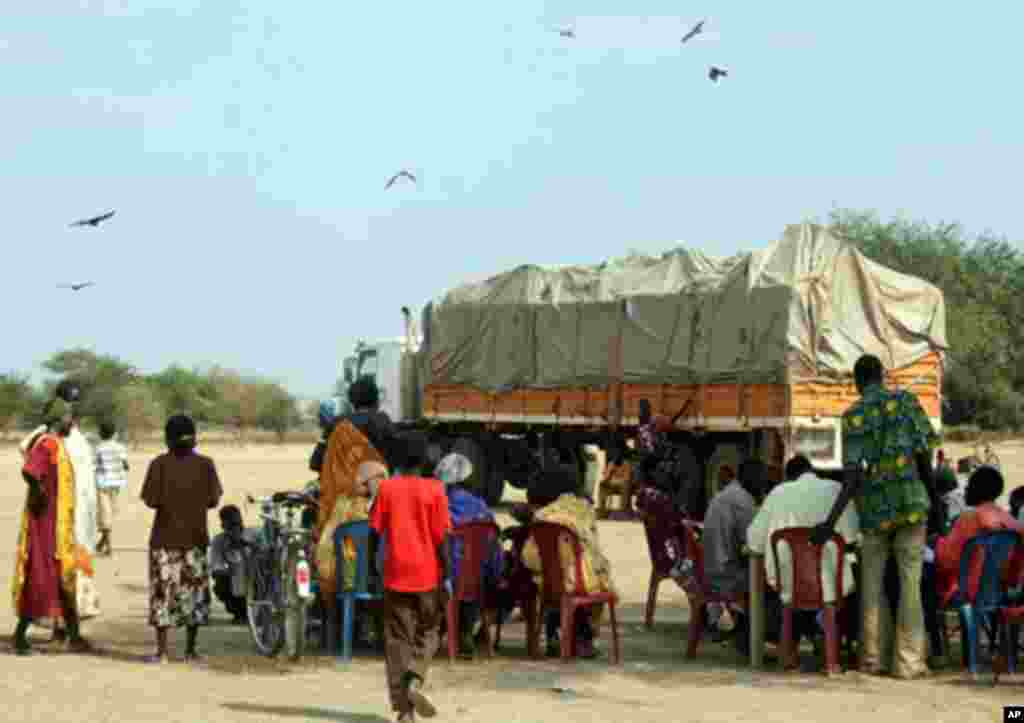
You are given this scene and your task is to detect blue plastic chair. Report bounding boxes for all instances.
[334,520,383,661]
[946,530,1019,675]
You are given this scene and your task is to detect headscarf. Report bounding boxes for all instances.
[165,414,196,450]
[435,453,473,487]
[319,399,341,430]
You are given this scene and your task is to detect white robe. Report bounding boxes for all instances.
[65,426,98,554]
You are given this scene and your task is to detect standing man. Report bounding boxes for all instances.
[11,397,90,655]
[812,354,940,679]
[370,433,451,722]
[94,420,129,557]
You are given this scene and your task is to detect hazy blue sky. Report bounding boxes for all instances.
[5,1,1021,397]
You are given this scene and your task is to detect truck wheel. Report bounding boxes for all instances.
[452,436,489,494]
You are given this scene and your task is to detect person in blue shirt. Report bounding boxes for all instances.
[435,452,503,659]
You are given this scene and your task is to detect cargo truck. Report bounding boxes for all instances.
[338,223,946,511]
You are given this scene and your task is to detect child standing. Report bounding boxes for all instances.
[370,433,451,722]
[94,420,129,557]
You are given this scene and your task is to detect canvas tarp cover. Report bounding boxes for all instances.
[420,223,947,391]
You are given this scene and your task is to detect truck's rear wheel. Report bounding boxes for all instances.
[450,436,506,504]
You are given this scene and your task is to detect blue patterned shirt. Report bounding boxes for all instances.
[842,384,940,532]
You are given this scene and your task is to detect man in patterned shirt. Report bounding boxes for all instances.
[812,354,940,679]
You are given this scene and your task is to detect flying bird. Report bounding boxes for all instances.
[558,27,575,39]
[709,66,728,83]
[385,170,417,190]
[69,210,116,228]
[681,20,705,44]
[58,282,95,291]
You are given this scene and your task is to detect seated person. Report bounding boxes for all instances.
[596,443,635,519]
[746,456,860,667]
[521,466,617,659]
[704,459,778,654]
[935,466,1024,606]
[436,452,504,658]
[1010,485,1024,523]
[316,461,387,646]
[209,505,260,624]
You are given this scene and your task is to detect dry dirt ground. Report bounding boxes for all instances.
[0,441,1021,723]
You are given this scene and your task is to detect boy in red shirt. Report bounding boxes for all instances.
[370,433,451,722]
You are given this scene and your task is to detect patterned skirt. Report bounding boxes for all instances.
[148,547,212,628]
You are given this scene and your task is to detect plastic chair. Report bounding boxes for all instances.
[333,519,383,662]
[492,526,537,653]
[769,527,847,675]
[681,520,748,659]
[446,521,501,662]
[525,521,621,664]
[941,530,1019,677]
[639,499,687,629]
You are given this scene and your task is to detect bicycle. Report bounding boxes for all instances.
[244,491,318,660]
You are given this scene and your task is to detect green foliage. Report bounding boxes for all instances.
[114,383,166,447]
[830,209,1024,430]
[0,372,35,435]
[41,348,139,423]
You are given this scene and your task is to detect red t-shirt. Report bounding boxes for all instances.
[370,475,451,593]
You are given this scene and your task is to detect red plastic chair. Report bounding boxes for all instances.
[525,521,622,664]
[446,520,501,662]
[769,527,847,675]
[682,520,749,659]
[640,503,687,629]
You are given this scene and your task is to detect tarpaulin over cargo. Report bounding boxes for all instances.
[420,223,947,391]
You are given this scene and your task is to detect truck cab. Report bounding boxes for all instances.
[339,336,421,425]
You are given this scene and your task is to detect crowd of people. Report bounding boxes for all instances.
[11,353,1024,721]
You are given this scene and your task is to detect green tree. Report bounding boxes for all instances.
[253,381,300,442]
[148,365,218,422]
[830,209,1024,429]
[42,348,139,424]
[0,373,35,436]
[115,383,166,448]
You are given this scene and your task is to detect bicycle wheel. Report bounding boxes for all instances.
[247,555,285,657]
[282,550,309,661]
[284,602,308,661]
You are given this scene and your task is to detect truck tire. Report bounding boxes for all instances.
[451,436,489,494]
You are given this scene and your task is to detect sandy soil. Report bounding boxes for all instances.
[0,441,1021,723]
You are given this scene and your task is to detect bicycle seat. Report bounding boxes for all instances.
[272,491,311,507]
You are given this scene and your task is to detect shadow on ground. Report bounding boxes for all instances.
[221,703,390,722]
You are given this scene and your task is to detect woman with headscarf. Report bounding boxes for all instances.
[435,453,504,658]
[141,415,223,663]
[521,465,617,659]
[11,397,90,655]
[315,460,387,649]
[19,380,101,638]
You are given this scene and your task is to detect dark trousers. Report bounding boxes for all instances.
[213,574,247,620]
[884,556,942,657]
[384,588,443,715]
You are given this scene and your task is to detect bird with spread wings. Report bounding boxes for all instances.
[57,282,96,291]
[69,210,115,228]
[385,170,417,190]
[681,20,705,44]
